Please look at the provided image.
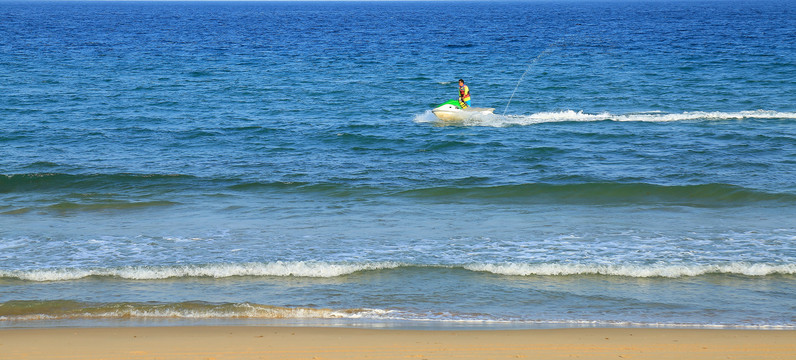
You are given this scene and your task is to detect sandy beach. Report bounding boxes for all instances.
[1,326,795,360]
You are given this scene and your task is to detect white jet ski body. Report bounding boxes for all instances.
[431,99,494,121]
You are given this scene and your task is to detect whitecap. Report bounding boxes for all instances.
[0,261,403,281]
[463,262,796,278]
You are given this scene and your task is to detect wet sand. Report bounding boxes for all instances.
[2,326,795,360]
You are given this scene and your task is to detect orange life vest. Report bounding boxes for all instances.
[459,84,471,102]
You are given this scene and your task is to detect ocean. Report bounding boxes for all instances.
[1,0,795,329]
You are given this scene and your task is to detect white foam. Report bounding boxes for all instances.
[0,304,391,321]
[464,262,796,278]
[510,319,796,330]
[0,261,402,281]
[4,308,791,329]
[412,110,440,124]
[415,109,796,127]
[4,261,794,282]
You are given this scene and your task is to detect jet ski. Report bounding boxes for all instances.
[431,99,495,121]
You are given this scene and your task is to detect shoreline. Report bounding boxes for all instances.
[2,326,795,360]
[3,318,795,331]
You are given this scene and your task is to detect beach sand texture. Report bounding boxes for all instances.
[1,327,795,360]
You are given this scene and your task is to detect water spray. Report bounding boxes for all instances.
[503,34,576,116]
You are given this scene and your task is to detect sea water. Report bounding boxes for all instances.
[1,0,795,329]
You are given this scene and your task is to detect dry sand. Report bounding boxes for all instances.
[1,326,795,360]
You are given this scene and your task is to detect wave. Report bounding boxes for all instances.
[0,173,197,193]
[2,173,793,207]
[0,173,343,198]
[177,180,796,206]
[2,300,792,329]
[398,183,796,205]
[2,261,794,282]
[0,261,402,281]
[0,173,370,198]
[0,300,384,321]
[464,262,796,278]
[414,109,796,127]
[228,181,376,197]
[44,200,178,211]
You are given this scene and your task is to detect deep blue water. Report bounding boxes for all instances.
[1,0,795,329]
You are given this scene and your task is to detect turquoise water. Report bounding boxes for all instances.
[1,0,795,329]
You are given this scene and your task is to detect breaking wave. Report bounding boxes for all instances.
[464,262,796,278]
[0,300,386,321]
[0,262,402,281]
[2,300,792,329]
[2,261,794,282]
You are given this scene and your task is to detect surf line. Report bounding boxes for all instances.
[503,33,578,116]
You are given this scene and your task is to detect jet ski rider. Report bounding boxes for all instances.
[458,79,471,109]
